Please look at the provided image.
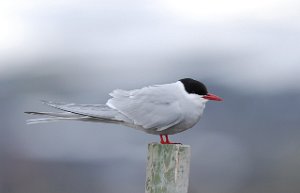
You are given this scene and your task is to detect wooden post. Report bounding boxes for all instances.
[145,143,191,193]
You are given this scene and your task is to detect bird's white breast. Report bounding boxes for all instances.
[159,82,207,135]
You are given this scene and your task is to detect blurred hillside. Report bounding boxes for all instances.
[1,71,300,193]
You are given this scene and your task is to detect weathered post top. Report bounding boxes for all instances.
[145,143,191,193]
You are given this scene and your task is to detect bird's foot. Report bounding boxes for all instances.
[159,134,182,144]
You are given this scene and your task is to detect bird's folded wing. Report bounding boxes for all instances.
[106,85,184,131]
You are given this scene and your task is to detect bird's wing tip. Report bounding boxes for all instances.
[24,111,35,114]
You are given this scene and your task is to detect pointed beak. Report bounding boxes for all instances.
[202,93,223,101]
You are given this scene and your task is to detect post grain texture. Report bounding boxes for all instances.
[145,143,191,193]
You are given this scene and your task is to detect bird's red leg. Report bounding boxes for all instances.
[160,134,165,144]
[165,135,172,144]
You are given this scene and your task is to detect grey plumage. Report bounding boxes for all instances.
[25,81,211,135]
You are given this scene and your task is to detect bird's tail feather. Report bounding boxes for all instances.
[26,117,90,124]
[25,111,127,125]
[25,101,130,125]
[25,111,91,124]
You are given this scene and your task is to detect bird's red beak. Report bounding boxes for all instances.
[203,93,223,101]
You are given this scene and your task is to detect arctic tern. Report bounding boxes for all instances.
[26,78,223,144]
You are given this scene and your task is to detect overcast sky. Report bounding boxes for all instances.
[0,0,300,92]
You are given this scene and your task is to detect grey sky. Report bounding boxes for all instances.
[1,0,300,92]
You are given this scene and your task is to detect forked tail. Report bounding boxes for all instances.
[25,101,128,124]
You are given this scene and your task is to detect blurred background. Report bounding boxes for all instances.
[1,0,300,193]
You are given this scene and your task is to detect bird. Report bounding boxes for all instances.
[25,78,222,144]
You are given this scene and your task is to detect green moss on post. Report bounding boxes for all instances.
[145,143,191,193]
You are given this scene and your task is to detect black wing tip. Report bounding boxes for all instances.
[25,100,52,114]
[25,111,37,114]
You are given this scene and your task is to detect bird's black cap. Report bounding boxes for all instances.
[179,78,208,95]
